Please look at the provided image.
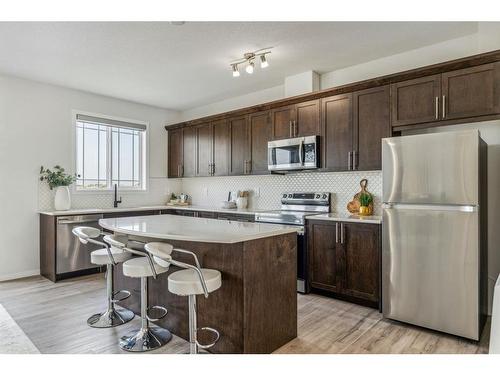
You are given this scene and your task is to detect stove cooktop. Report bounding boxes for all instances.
[255,192,331,226]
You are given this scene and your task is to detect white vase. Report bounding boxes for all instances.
[54,186,71,211]
[236,197,248,209]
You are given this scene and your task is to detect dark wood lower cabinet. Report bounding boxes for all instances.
[307,219,381,308]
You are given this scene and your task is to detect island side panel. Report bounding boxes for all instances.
[243,232,298,353]
[114,237,245,354]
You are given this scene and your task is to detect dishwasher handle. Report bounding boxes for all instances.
[57,218,100,225]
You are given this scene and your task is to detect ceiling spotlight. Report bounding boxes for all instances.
[232,64,240,77]
[245,60,255,74]
[260,54,269,68]
[229,47,273,78]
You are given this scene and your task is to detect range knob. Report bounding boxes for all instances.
[315,194,320,199]
[322,194,327,199]
[282,194,287,198]
[288,194,293,198]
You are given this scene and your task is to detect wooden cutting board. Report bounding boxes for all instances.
[347,179,373,214]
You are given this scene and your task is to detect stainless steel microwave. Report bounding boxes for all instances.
[268,136,319,171]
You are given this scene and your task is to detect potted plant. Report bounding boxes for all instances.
[40,166,78,211]
[358,192,373,216]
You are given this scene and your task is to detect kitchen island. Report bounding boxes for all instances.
[99,214,298,354]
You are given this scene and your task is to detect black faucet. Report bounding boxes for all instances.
[113,183,122,208]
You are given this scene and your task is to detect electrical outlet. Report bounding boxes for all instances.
[203,187,208,197]
[254,187,260,197]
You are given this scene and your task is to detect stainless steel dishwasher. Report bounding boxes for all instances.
[56,214,104,274]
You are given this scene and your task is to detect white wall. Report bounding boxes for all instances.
[181,85,283,122]
[0,74,181,281]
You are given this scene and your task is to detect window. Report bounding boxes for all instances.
[75,113,147,190]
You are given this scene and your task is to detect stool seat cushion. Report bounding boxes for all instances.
[122,257,169,278]
[90,247,131,265]
[168,269,222,296]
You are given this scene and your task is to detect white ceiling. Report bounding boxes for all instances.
[0,22,478,110]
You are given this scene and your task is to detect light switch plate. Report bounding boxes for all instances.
[203,187,208,197]
[254,187,260,197]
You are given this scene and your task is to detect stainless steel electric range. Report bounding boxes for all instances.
[255,192,331,293]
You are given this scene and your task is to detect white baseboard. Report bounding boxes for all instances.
[0,270,39,282]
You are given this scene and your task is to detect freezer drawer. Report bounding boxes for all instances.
[56,214,104,274]
[382,205,480,340]
[382,130,479,205]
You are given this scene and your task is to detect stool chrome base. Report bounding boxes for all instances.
[87,307,135,328]
[119,327,173,352]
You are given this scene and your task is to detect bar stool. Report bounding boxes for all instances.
[72,227,134,328]
[145,242,222,354]
[106,236,173,352]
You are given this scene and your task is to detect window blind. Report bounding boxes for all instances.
[76,114,147,131]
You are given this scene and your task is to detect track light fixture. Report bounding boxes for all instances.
[230,47,272,77]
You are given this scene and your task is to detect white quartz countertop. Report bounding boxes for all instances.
[162,205,258,215]
[306,213,382,224]
[99,214,298,244]
[38,205,172,216]
[38,204,259,216]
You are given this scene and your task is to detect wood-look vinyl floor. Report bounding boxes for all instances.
[0,274,490,354]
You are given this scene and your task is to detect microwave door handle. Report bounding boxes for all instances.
[299,140,304,165]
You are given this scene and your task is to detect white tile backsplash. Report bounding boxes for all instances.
[38,171,381,215]
[179,171,382,215]
[38,177,181,211]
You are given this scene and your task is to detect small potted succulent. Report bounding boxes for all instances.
[40,166,78,211]
[358,192,373,216]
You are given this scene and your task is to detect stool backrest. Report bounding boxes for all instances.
[145,242,209,297]
[72,226,101,245]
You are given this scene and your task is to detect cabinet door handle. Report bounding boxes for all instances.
[289,121,293,137]
[208,163,212,176]
[435,96,439,120]
[353,151,357,170]
[177,164,180,177]
[181,165,184,177]
[442,95,446,119]
[293,120,297,137]
[347,151,352,170]
[341,223,345,244]
[247,160,252,174]
[335,222,339,243]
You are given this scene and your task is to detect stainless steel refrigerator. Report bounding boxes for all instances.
[382,130,487,340]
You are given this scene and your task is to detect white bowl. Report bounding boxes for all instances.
[221,201,237,209]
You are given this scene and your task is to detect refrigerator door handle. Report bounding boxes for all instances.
[382,203,477,212]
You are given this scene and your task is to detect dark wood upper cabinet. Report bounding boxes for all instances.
[322,93,353,171]
[442,62,500,121]
[391,74,441,127]
[271,105,295,140]
[167,128,183,178]
[295,100,321,137]
[271,101,320,140]
[228,116,250,175]
[212,119,229,176]
[341,222,380,303]
[308,219,381,308]
[182,126,196,177]
[353,85,391,171]
[248,111,271,175]
[195,123,213,177]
